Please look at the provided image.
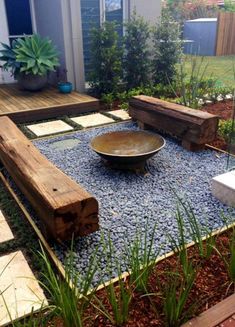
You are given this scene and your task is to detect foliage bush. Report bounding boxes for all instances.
[223,0,235,12]
[89,22,122,96]
[152,12,182,85]
[164,0,218,24]
[101,93,115,109]
[123,12,151,89]
[218,119,234,142]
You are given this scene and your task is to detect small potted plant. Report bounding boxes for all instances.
[57,68,73,94]
[0,34,59,91]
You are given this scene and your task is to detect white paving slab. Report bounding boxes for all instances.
[27,120,73,137]
[212,170,235,207]
[107,109,131,120]
[0,210,14,243]
[0,251,47,326]
[71,113,114,128]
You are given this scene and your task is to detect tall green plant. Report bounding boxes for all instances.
[98,235,132,326]
[174,195,216,260]
[152,12,182,85]
[123,12,151,89]
[213,228,235,293]
[175,57,213,109]
[89,21,122,96]
[161,269,196,327]
[160,204,198,326]
[127,222,159,293]
[38,242,100,327]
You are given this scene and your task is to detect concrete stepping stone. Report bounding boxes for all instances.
[71,113,114,128]
[107,109,131,121]
[27,120,73,137]
[212,170,235,207]
[0,251,48,326]
[49,138,81,151]
[0,210,14,243]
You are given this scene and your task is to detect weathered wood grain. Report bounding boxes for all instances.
[129,95,219,150]
[0,116,99,241]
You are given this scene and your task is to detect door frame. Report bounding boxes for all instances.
[0,0,11,83]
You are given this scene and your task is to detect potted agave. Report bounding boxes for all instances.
[0,34,59,91]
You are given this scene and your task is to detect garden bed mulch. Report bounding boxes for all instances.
[80,230,235,327]
[201,100,234,151]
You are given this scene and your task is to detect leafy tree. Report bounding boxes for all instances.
[89,21,122,96]
[223,0,235,12]
[152,12,182,85]
[123,12,151,89]
[163,0,217,24]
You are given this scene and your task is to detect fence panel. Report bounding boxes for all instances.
[216,12,235,56]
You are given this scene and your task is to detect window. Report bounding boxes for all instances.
[105,0,123,37]
[80,0,123,79]
[80,0,100,79]
[4,0,33,41]
[105,0,122,12]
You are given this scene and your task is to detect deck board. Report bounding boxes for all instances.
[182,293,235,327]
[0,84,99,122]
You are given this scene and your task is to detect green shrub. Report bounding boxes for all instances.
[152,12,182,85]
[119,102,129,110]
[218,119,234,142]
[89,22,122,96]
[153,83,177,98]
[123,12,151,89]
[101,93,115,109]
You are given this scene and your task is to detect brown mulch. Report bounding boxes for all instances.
[201,100,234,121]
[80,230,234,327]
[201,100,234,151]
[45,230,235,327]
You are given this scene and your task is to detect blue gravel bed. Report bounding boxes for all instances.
[31,121,235,284]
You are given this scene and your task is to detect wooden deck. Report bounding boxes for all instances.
[0,84,99,123]
[182,293,235,327]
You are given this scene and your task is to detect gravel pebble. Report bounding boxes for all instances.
[7,122,235,286]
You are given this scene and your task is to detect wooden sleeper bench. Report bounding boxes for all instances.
[0,116,99,241]
[129,96,219,151]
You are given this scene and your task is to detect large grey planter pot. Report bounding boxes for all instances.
[17,73,48,91]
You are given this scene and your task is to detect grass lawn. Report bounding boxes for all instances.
[183,55,235,87]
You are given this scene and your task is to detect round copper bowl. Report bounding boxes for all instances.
[90,131,166,169]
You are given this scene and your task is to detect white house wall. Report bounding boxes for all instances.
[33,0,67,84]
[130,0,161,24]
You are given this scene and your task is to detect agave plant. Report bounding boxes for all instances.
[14,34,59,76]
[0,40,21,77]
[0,34,59,77]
